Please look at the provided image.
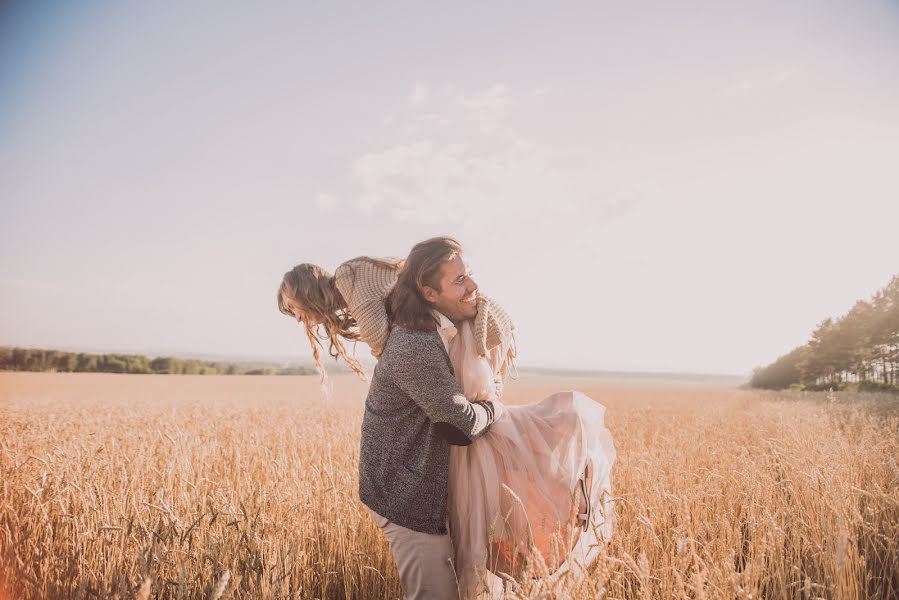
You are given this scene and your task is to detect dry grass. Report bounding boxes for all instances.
[0,372,897,599]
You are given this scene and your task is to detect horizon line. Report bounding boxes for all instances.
[1,342,750,380]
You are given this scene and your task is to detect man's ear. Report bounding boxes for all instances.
[421,285,438,304]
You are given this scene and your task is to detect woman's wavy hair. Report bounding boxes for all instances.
[386,237,463,331]
[277,257,402,389]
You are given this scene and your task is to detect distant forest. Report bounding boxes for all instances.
[750,274,899,391]
[0,347,317,376]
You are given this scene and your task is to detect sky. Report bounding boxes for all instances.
[2,1,898,376]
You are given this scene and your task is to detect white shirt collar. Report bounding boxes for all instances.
[432,310,458,353]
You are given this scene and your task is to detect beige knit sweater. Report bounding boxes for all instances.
[334,257,515,361]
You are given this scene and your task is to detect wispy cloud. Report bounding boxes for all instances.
[314,192,337,212]
[346,83,645,239]
[531,87,550,104]
[352,136,579,228]
[454,84,513,133]
[723,64,803,96]
[0,276,61,292]
[409,82,429,106]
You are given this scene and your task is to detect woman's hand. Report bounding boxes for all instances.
[493,372,504,401]
[486,399,504,422]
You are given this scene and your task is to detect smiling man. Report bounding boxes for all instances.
[420,251,480,323]
[358,237,501,600]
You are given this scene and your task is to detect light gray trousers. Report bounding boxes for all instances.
[368,507,460,600]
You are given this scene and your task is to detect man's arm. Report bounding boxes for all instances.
[391,332,495,445]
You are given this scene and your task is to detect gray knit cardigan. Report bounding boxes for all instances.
[358,325,496,534]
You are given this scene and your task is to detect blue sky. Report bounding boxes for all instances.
[2,1,898,375]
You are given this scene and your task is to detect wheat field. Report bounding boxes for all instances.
[1,372,897,599]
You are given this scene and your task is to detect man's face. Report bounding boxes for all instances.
[422,254,479,324]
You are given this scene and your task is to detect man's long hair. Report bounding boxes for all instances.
[387,237,463,331]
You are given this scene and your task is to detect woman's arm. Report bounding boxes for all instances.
[348,298,390,357]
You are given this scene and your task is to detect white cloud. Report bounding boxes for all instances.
[0,277,60,293]
[454,83,513,133]
[314,192,337,212]
[409,82,429,105]
[723,65,803,96]
[531,87,550,104]
[455,83,512,112]
[348,83,641,241]
[594,189,652,222]
[351,137,579,229]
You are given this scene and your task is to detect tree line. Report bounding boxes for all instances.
[750,274,899,391]
[0,347,318,376]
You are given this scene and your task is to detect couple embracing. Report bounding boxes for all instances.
[278,237,615,599]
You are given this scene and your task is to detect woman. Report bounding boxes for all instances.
[277,241,615,598]
[444,317,614,597]
[277,256,404,390]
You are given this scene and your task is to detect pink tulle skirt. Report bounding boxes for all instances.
[448,391,616,598]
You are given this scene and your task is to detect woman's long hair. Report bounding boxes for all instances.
[386,237,463,331]
[277,258,402,389]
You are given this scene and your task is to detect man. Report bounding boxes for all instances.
[358,237,500,600]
